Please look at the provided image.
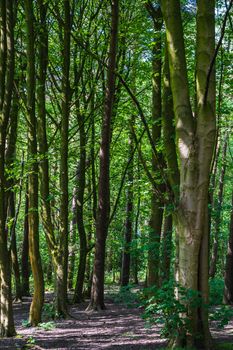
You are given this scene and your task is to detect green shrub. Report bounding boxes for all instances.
[209,278,224,305]
[42,302,59,320]
[109,284,140,308]
[210,305,233,328]
[141,281,203,340]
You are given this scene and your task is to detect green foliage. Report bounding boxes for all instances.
[210,305,233,329]
[23,336,36,349]
[21,319,31,328]
[141,281,203,340]
[42,303,59,321]
[38,321,56,331]
[109,284,140,308]
[209,278,225,305]
[142,279,233,341]
[216,343,233,350]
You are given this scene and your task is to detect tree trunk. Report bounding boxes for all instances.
[88,0,119,311]
[21,183,30,297]
[6,83,21,301]
[0,0,16,337]
[209,136,228,277]
[24,0,44,326]
[8,193,22,301]
[147,6,164,288]
[160,211,173,284]
[73,49,88,303]
[68,188,77,290]
[121,121,134,287]
[223,191,233,304]
[73,156,87,304]
[56,0,71,315]
[161,0,216,347]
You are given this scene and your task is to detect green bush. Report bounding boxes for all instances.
[141,281,203,340]
[209,278,224,305]
[109,284,140,308]
[141,279,233,341]
[42,303,59,320]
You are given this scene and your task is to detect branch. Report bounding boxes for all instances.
[204,0,233,103]
[109,128,145,225]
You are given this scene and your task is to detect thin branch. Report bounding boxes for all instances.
[204,0,233,103]
[109,128,145,225]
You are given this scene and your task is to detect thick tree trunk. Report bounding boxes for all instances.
[24,0,44,326]
[161,0,216,347]
[223,191,233,304]
[88,0,119,310]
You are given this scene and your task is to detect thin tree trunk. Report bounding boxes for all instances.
[6,84,21,301]
[73,157,87,304]
[73,50,88,303]
[68,188,77,290]
[121,123,134,287]
[133,183,140,285]
[88,0,119,311]
[160,211,173,284]
[56,0,71,315]
[209,136,228,278]
[223,191,233,304]
[8,193,22,301]
[0,0,15,336]
[21,183,30,297]
[146,4,164,288]
[161,42,179,286]
[24,0,44,326]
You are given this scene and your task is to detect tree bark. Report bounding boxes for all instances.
[161,0,216,347]
[24,0,44,326]
[21,183,30,297]
[88,0,119,311]
[56,0,71,315]
[6,83,21,301]
[223,191,233,304]
[160,211,173,284]
[121,121,134,287]
[209,136,228,278]
[145,3,164,288]
[68,188,77,290]
[0,0,15,336]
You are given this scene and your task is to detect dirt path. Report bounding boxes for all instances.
[0,294,233,349]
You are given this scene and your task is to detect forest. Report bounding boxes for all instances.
[0,0,232,349]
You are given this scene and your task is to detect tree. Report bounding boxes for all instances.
[160,0,216,347]
[88,0,119,310]
[121,119,134,287]
[0,0,16,336]
[24,0,44,326]
[145,2,164,288]
[223,190,233,304]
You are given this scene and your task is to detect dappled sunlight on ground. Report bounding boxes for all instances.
[0,293,233,349]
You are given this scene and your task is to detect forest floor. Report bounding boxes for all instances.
[1,288,233,350]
